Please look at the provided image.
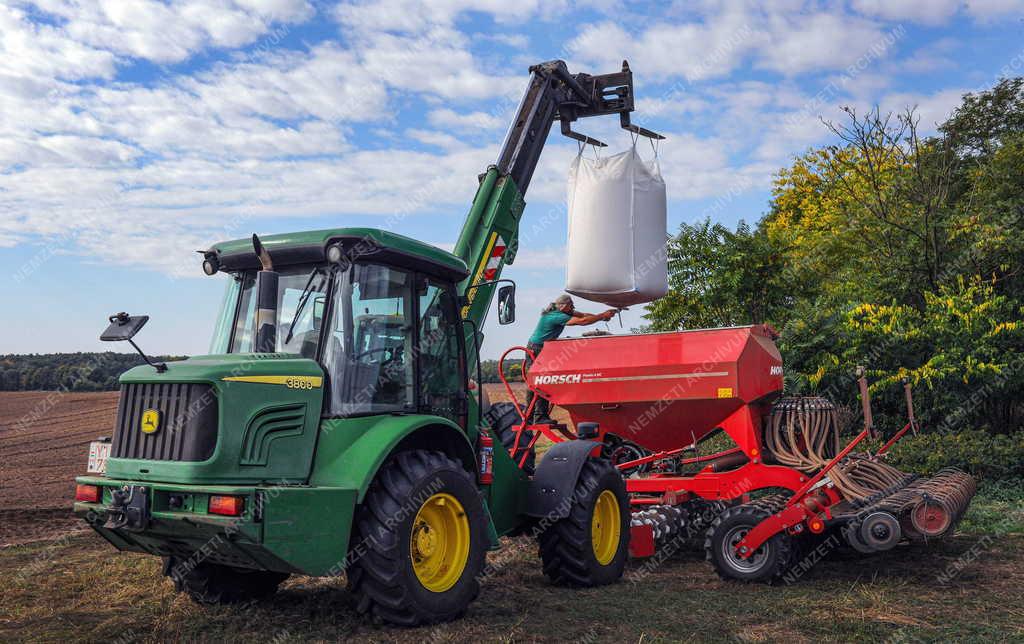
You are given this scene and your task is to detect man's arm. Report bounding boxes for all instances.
[565,309,616,326]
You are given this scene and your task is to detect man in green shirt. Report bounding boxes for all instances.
[525,294,615,423]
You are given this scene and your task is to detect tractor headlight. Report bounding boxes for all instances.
[202,259,218,275]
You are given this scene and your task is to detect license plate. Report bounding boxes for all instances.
[88,441,111,474]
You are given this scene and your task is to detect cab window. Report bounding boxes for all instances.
[324,263,415,414]
[417,277,466,424]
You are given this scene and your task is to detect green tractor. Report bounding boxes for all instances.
[74,60,663,625]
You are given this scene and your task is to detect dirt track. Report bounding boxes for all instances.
[0,392,118,545]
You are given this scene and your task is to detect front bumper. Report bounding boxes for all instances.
[74,476,357,576]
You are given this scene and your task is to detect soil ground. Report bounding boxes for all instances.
[1,390,1021,643]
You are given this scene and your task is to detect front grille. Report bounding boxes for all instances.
[112,383,218,462]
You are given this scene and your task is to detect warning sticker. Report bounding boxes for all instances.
[717,388,734,398]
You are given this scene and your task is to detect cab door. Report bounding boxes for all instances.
[416,276,467,427]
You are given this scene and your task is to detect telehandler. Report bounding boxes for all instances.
[74,60,662,625]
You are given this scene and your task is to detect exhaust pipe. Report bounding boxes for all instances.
[252,234,279,353]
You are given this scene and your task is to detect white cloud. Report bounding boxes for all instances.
[477,33,530,49]
[755,13,889,75]
[334,0,540,35]
[24,0,313,64]
[878,87,967,131]
[852,0,1024,23]
[0,5,117,81]
[568,10,757,82]
[428,108,506,130]
[569,5,913,80]
[512,246,568,270]
[964,0,1024,21]
[851,0,961,25]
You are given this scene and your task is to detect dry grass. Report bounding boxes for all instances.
[2,530,1023,643]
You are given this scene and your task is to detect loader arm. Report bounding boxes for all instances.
[454,59,662,369]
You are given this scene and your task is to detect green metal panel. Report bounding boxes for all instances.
[210,227,468,276]
[106,354,324,484]
[310,414,475,500]
[261,486,357,575]
[455,175,526,325]
[481,423,532,535]
[74,479,356,576]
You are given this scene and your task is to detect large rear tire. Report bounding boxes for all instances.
[163,557,288,604]
[346,450,487,626]
[538,457,629,586]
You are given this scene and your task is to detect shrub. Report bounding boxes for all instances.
[884,430,1024,481]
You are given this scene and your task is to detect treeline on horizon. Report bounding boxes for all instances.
[0,353,186,392]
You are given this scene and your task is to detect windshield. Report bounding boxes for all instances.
[210,266,331,357]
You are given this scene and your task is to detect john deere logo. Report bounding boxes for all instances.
[140,409,161,434]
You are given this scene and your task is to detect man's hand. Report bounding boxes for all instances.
[567,309,616,326]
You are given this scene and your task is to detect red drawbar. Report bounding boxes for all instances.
[209,495,245,516]
[75,484,100,503]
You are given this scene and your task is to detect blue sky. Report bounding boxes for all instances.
[2,0,1023,358]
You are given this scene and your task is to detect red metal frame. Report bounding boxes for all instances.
[493,335,925,563]
[497,346,577,468]
[733,372,922,558]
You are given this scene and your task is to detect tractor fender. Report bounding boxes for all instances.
[525,440,601,519]
[311,415,477,503]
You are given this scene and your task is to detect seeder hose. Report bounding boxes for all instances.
[766,397,908,502]
[765,396,977,541]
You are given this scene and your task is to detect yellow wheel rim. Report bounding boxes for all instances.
[591,490,621,565]
[410,492,470,593]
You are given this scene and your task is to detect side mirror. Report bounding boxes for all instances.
[101,312,149,341]
[312,296,326,331]
[497,284,516,325]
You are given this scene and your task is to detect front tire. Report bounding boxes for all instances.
[538,457,629,586]
[163,557,288,604]
[346,450,487,626]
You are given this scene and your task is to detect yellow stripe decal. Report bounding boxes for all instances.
[461,231,499,318]
[222,375,323,389]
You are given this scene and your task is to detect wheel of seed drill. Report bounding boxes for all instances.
[843,520,877,554]
[705,504,793,583]
[910,499,952,537]
[858,511,902,552]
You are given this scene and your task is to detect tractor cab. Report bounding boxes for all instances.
[93,228,475,488]
[204,227,472,423]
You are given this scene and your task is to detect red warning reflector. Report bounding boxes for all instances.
[209,495,245,516]
[75,484,100,503]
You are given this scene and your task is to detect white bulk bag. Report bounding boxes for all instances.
[565,146,668,308]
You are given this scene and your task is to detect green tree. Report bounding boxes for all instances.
[644,219,789,331]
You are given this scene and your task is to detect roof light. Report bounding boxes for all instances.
[326,244,343,263]
[202,259,218,275]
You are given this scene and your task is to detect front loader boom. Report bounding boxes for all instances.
[453,60,663,367]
